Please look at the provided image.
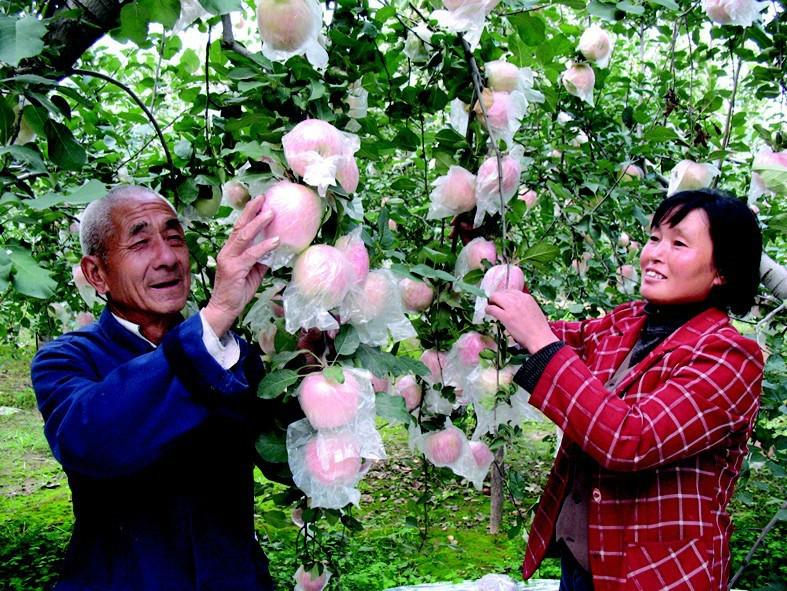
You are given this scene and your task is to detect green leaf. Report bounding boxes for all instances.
[44,120,86,171]
[375,392,411,423]
[509,14,545,46]
[334,325,360,357]
[753,162,787,195]
[390,176,418,191]
[308,81,326,102]
[587,0,619,20]
[392,127,419,151]
[198,0,242,15]
[323,365,345,384]
[228,141,279,161]
[255,430,289,463]
[116,3,151,46]
[260,509,288,528]
[257,369,300,399]
[66,179,107,205]
[0,15,47,67]
[616,1,645,15]
[180,48,201,73]
[519,242,561,265]
[144,0,181,29]
[355,345,429,378]
[648,0,679,10]
[268,350,301,368]
[5,245,57,299]
[455,280,487,298]
[643,125,680,143]
[410,264,454,283]
[0,96,15,145]
[0,250,11,292]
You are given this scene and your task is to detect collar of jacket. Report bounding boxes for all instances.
[96,306,158,355]
[607,301,731,396]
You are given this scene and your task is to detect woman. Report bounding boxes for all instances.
[487,190,763,591]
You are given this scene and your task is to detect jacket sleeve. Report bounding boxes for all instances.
[549,319,587,358]
[31,314,261,479]
[527,330,763,472]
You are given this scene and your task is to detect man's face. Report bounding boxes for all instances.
[87,195,191,326]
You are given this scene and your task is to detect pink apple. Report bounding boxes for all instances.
[399,278,434,312]
[299,369,361,430]
[394,375,422,411]
[425,428,464,466]
[304,432,362,486]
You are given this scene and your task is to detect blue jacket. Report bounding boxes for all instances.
[31,308,275,591]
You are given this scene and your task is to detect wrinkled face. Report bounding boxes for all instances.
[92,195,190,325]
[639,208,723,305]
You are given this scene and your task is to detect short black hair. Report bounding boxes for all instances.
[651,189,762,316]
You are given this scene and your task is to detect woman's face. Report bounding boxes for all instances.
[639,208,723,305]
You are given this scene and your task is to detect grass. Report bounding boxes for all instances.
[0,346,784,591]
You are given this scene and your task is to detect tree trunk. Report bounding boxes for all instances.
[489,446,504,534]
[761,253,787,300]
[19,1,132,79]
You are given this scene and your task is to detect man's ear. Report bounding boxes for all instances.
[81,256,109,295]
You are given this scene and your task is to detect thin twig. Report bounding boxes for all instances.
[418,110,430,201]
[713,55,743,180]
[70,68,176,177]
[501,5,547,16]
[729,499,787,587]
[755,301,786,349]
[459,36,507,262]
[113,106,190,174]
[149,32,166,114]
[205,25,214,157]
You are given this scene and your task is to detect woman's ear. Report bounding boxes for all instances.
[80,256,109,295]
[712,272,726,287]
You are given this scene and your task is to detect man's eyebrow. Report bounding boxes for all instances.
[129,221,149,236]
[164,217,183,232]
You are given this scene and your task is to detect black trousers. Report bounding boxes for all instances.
[558,542,594,591]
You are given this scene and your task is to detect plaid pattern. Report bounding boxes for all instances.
[521,301,763,591]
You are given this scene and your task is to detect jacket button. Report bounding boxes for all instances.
[592,488,602,502]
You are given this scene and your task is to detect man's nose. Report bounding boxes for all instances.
[152,236,180,267]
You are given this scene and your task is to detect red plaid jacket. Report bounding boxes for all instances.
[521,301,763,591]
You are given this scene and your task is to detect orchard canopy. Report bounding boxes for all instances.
[1,0,786,583]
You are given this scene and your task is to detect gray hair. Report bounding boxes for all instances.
[79,185,178,259]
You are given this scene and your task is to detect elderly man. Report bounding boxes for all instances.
[31,185,280,591]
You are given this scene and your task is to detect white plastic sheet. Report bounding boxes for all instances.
[431,0,502,50]
[411,419,489,489]
[474,145,524,227]
[339,269,416,346]
[427,166,477,220]
[442,332,498,392]
[257,0,329,70]
[283,245,354,332]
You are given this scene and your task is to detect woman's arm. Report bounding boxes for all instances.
[526,330,762,471]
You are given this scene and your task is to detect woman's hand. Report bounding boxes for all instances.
[486,289,559,353]
[203,195,279,336]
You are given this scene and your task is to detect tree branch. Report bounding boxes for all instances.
[761,253,787,300]
[713,55,742,180]
[70,68,176,178]
[459,36,508,261]
[220,14,257,61]
[729,499,787,588]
